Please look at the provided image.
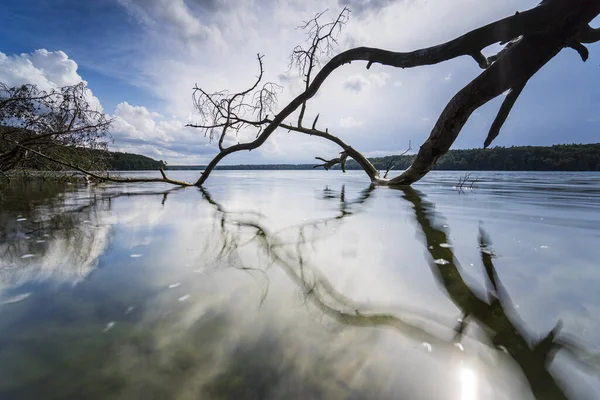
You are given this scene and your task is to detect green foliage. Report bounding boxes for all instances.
[102,151,166,171]
[1,82,111,172]
[346,143,600,172]
[167,164,317,171]
[166,143,600,171]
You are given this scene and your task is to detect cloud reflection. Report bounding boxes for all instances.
[1,178,599,399]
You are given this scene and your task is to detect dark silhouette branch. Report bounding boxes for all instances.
[382,141,412,179]
[485,83,527,148]
[1,82,113,174]
[313,152,348,171]
[576,24,600,43]
[568,40,590,61]
[187,0,600,187]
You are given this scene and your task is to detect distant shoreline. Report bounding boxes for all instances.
[165,143,600,172]
[163,166,600,172]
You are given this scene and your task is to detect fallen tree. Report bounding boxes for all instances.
[0,82,111,175]
[188,0,600,187]
[0,82,189,185]
[4,0,598,188]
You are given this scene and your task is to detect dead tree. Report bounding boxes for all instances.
[0,83,112,173]
[189,0,600,187]
[0,82,192,185]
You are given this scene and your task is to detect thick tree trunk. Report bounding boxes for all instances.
[189,0,600,188]
[388,2,600,185]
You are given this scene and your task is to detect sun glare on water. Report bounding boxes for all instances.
[459,367,477,400]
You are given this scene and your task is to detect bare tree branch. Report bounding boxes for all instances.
[576,24,600,43]
[484,83,526,148]
[187,54,282,149]
[187,0,600,187]
[9,141,193,186]
[382,141,412,179]
[313,151,348,171]
[0,82,113,173]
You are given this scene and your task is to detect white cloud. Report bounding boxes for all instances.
[369,72,390,87]
[343,75,371,92]
[9,0,563,164]
[118,0,210,41]
[340,116,364,128]
[0,49,103,111]
[111,102,218,163]
[107,0,531,164]
[343,72,389,92]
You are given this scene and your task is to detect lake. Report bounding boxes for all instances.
[1,170,599,399]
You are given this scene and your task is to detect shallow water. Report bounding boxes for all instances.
[1,170,599,399]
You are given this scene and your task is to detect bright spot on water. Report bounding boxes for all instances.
[421,342,432,352]
[16,218,27,222]
[459,367,477,400]
[35,240,45,244]
[434,259,450,265]
[540,245,549,249]
[178,295,191,302]
[439,243,453,248]
[20,254,36,259]
[125,306,135,314]
[129,254,142,258]
[102,322,115,333]
[168,283,181,289]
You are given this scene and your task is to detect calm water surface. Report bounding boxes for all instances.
[1,171,599,399]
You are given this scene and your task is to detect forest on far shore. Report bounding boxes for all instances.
[8,143,599,171]
[165,143,600,172]
[350,143,600,172]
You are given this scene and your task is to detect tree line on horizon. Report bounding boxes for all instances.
[355,143,600,172]
[5,141,598,172]
[3,0,600,186]
[163,143,600,172]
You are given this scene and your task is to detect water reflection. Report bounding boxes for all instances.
[0,181,181,293]
[0,176,598,399]
[201,184,600,399]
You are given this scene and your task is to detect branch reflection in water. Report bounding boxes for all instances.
[0,180,182,290]
[200,184,600,400]
[1,177,599,399]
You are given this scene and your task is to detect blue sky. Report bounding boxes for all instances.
[1,0,599,164]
